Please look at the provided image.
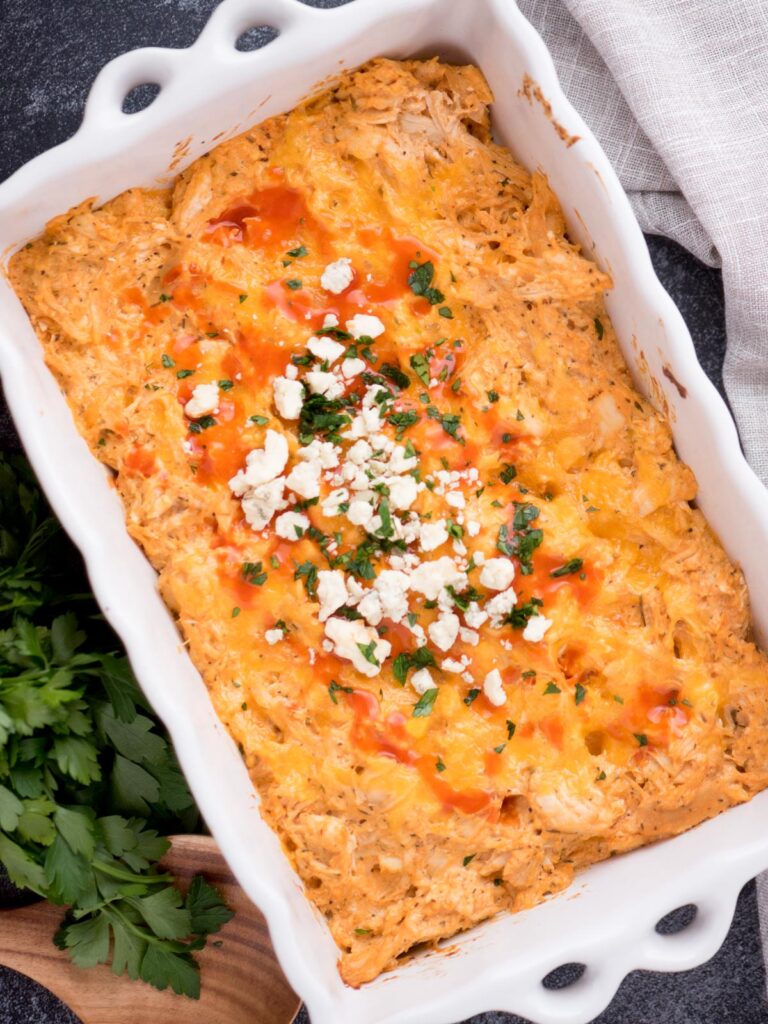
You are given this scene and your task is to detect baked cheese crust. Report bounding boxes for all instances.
[9,58,768,986]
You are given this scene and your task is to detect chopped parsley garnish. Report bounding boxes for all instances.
[249,414,269,425]
[339,539,377,581]
[317,325,353,341]
[487,390,499,403]
[597,770,607,782]
[159,292,172,302]
[445,583,483,612]
[613,694,624,704]
[506,719,516,739]
[438,306,453,319]
[513,502,540,529]
[354,927,372,936]
[550,558,584,578]
[238,293,248,303]
[506,597,544,629]
[376,499,394,540]
[446,520,464,541]
[188,415,217,433]
[497,502,543,575]
[231,606,240,617]
[516,409,525,421]
[407,261,445,306]
[634,733,649,747]
[218,378,234,391]
[575,683,587,705]
[522,669,536,679]
[380,362,411,390]
[462,854,476,867]
[176,368,195,379]
[299,393,351,443]
[493,743,506,755]
[463,688,481,706]
[435,757,446,773]
[328,680,353,704]
[409,352,431,386]
[387,409,420,439]
[543,681,561,695]
[412,687,439,718]
[392,646,436,685]
[594,317,604,340]
[451,377,462,393]
[286,244,308,259]
[357,641,380,667]
[294,560,318,597]
[426,406,464,444]
[161,353,175,368]
[500,463,517,484]
[284,278,302,290]
[242,561,267,586]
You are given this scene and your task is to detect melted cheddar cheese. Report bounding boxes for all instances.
[9,58,768,986]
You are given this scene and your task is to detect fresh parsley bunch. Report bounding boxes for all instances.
[0,455,232,997]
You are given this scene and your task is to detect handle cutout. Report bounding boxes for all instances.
[235,25,280,51]
[655,903,698,936]
[122,82,162,115]
[541,962,587,990]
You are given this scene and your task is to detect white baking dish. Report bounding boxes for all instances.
[2,1,768,1021]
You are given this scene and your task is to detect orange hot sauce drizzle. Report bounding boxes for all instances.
[346,690,495,817]
[206,184,330,253]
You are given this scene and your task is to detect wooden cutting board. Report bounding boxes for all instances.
[0,835,301,1024]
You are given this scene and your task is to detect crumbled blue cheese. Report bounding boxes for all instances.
[274,510,310,540]
[317,570,349,622]
[419,520,449,553]
[320,257,354,294]
[428,611,460,652]
[307,336,345,364]
[228,429,289,495]
[409,556,466,601]
[341,357,366,379]
[305,370,345,399]
[374,570,411,622]
[486,587,518,628]
[346,313,385,340]
[410,667,435,695]
[273,376,304,419]
[285,458,322,499]
[184,382,220,418]
[522,613,553,642]
[297,438,339,470]
[241,478,288,531]
[479,557,516,591]
[464,602,488,629]
[324,617,391,676]
[483,668,506,706]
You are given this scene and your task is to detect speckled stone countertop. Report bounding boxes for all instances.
[0,2,764,1023]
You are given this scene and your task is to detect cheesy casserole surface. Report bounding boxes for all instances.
[10,59,768,986]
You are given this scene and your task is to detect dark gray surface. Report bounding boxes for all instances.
[0,2,762,1022]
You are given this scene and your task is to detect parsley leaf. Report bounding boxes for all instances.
[409,353,431,387]
[550,558,584,578]
[356,641,380,667]
[392,647,436,685]
[412,687,439,717]
[0,455,231,999]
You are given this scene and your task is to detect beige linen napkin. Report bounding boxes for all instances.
[516,0,768,482]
